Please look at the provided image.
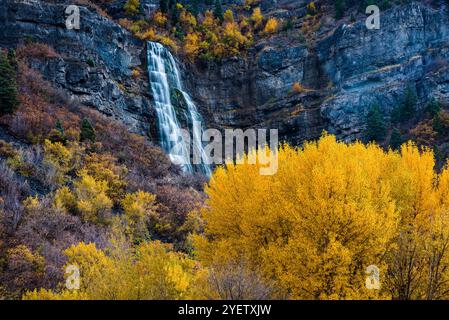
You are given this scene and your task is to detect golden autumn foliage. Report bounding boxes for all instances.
[263,17,279,35]
[292,81,308,93]
[23,240,205,300]
[251,7,264,29]
[224,9,235,24]
[43,140,84,187]
[194,134,449,299]
[307,2,318,15]
[153,10,167,27]
[122,6,274,62]
[131,68,141,78]
[82,152,127,202]
[121,191,158,238]
[17,120,449,301]
[54,186,77,213]
[222,22,250,56]
[1,47,202,299]
[183,33,201,62]
[124,0,140,16]
[73,170,113,225]
[179,10,197,32]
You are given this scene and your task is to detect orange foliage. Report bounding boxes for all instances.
[16,43,59,60]
[153,11,168,27]
[292,82,308,93]
[184,33,201,62]
[121,4,267,62]
[410,120,437,146]
[263,18,279,35]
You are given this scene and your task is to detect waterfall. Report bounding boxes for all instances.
[146,41,211,176]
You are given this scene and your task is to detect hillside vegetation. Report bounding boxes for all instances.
[2,0,449,300]
[18,134,449,300]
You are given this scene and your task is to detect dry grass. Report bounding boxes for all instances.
[16,43,59,60]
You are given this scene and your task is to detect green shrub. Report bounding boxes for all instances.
[80,118,96,143]
[389,128,402,150]
[392,84,418,123]
[0,50,19,115]
[365,104,386,142]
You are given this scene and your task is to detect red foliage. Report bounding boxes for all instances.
[1,62,80,143]
[16,43,59,60]
[80,107,172,178]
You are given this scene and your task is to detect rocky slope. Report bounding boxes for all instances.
[0,0,158,138]
[2,0,449,148]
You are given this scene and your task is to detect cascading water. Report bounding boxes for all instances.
[146,41,211,176]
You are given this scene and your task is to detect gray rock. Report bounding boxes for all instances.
[317,2,449,140]
[185,1,449,144]
[0,0,156,138]
[2,0,449,151]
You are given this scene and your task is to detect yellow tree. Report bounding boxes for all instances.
[23,240,205,300]
[263,18,279,35]
[251,7,264,30]
[73,170,113,224]
[183,33,201,62]
[194,134,399,299]
[82,152,128,202]
[121,191,158,239]
[224,9,235,24]
[222,22,248,56]
[124,0,140,16]
[195,135,449,299]
[43,139,83,186]
[384,143,449,300]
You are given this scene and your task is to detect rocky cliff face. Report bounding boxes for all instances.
[184,41,328,145]
[186,1,449,143]
[2,0,449,149]
[318,1,449,140]
[0,0,158,138]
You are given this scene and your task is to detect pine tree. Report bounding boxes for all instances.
[391,104,401,124]
[7,48,18,71]
[334,0,345,19]
[49,120,67,144]
[56,119,64,136]
[160,0,169,14]
[170,1,180,25]
[80,118,96,142]
[390,128,402,150]
[401,84,417,120]
[433,113,444,135]
[426,99,440,116]
[365,104,386,142]
[213,0,223,21]
[189,0,200,17]
[391,85,418,124]
[0,50,19,115]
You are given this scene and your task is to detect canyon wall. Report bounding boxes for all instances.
[2,0,449,147]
